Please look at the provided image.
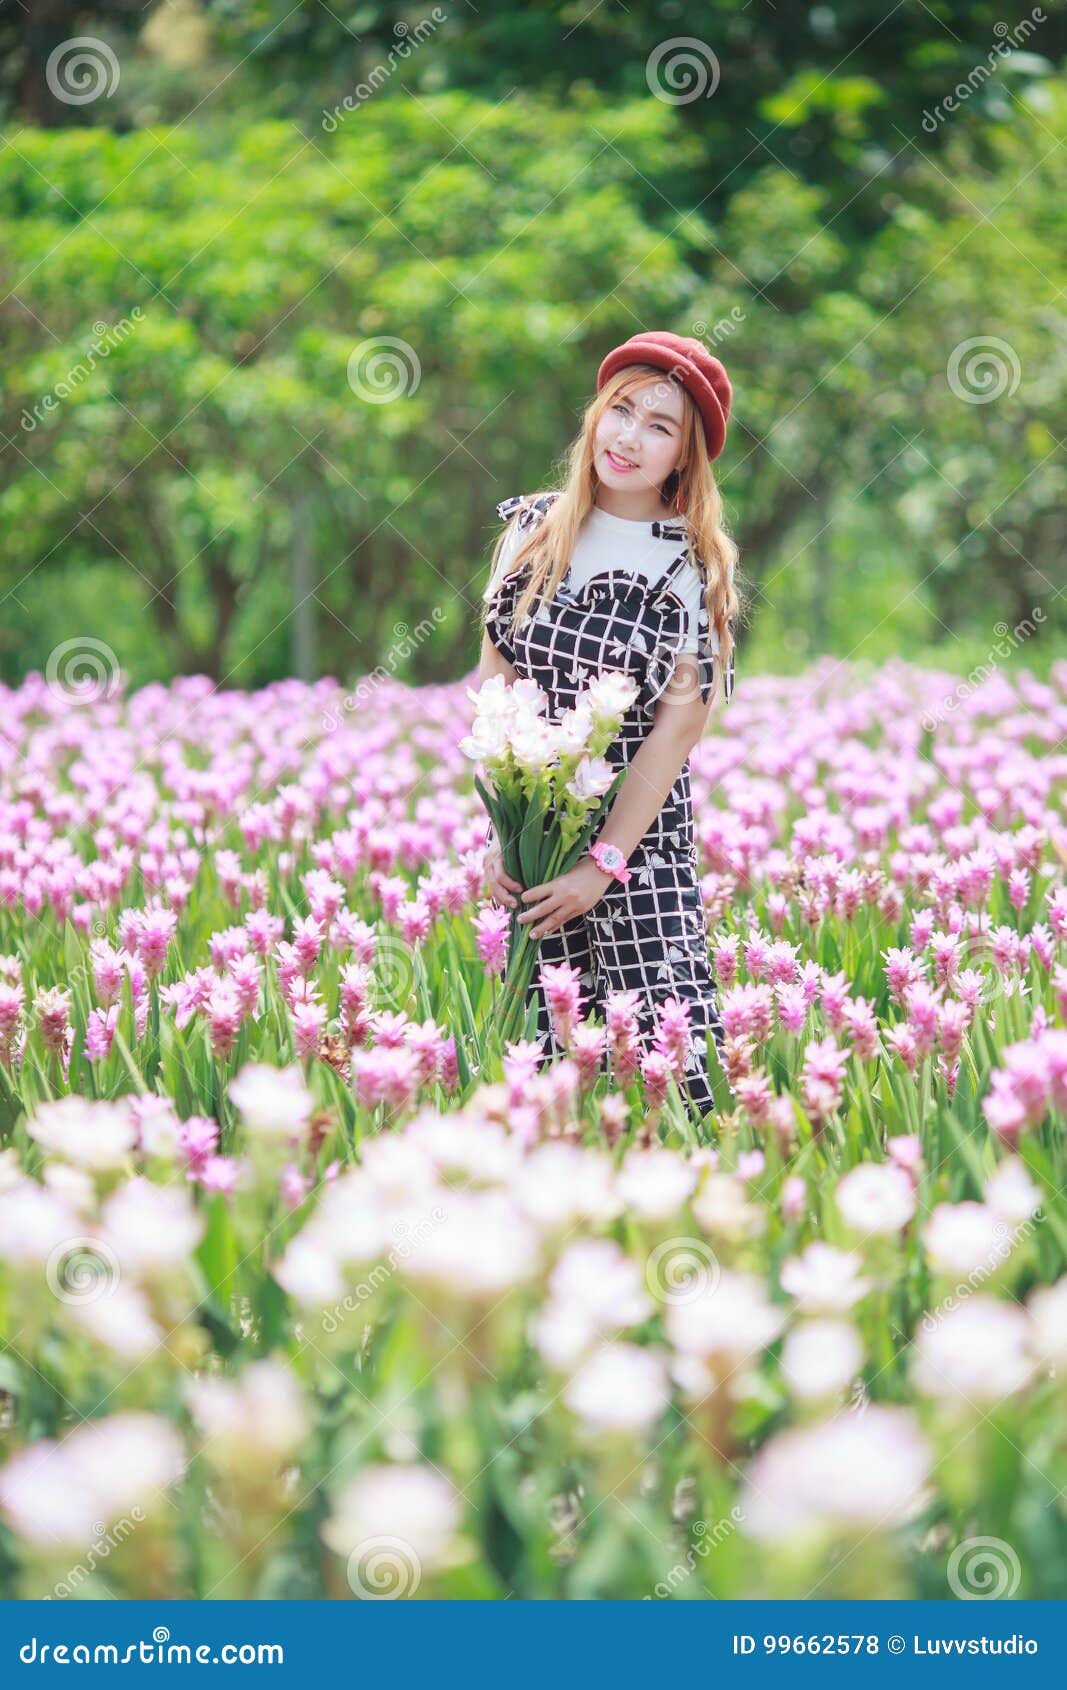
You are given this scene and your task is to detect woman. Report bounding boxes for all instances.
[478,330,741,1122]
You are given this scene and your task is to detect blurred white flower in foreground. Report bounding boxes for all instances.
[740,1407,930,1543]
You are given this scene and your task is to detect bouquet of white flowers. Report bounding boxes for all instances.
[462,671,639,1047]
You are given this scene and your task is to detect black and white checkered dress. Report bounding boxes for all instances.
[482,490,734,1120]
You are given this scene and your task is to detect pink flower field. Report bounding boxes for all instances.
[0,655,1066,1599]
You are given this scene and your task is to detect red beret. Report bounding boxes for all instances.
[596,330,732,460]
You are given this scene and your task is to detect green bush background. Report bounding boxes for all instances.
[1,2,1064,690]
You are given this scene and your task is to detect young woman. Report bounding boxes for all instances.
[477,330,741,1123]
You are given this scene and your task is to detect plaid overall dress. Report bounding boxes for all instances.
[482,491,734,1120]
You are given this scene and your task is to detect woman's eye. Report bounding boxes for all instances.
[612,402,630,415]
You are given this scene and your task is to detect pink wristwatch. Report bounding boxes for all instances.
[588,841,632,884]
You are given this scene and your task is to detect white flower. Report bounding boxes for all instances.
[780,1243,871,1312]
[556,703,595,755]
[740,1407,930,1543]
[228,1063,314,1141]
[42,1163,95,1213]
[616,1147,696,1221]
[912,1296,1033,1404]
[0,1180,81,1266]
[406,1114,521,1186]
[458,714,509,763]
[780,1321,864,1402]
[1027,1279,1067,1366]
[509,719,560,772]
[67,1281,162,1359]
[510,1143,621,1233]
[134,1097,183,1160]
[583,672,639,721]
[188,1359,308,1467]
[272,1235,347,1308]
[835,1162,916,1236]
[984,1159,1042,1226]
[103,1177,204,1273]
[0,1148,22,1195]
[692,1172,765,1240]
[0,1413,185,1549]
[665,1269,785,1365]
[400,1189,539,1298]
[567,755,615,801]
[508,678,548,719]
[25,1097,136,1170]
[532,1240,652,1367]
[322,1464,461,1574]
[563,1343,669,1433]
[922,1202,1008,1278]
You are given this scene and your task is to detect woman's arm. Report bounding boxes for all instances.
[594,657,715,859]
[478,627,518,687]
[516,658,716,938]
[473,630,519,843]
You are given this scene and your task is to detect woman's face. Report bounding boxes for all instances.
[593,376,686,498]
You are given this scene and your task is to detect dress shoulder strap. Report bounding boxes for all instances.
[494,490,560,529]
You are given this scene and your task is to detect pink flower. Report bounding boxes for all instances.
[800,1036,848,1124]
[85,1004,119,1061]
[640,1050,671,1108]
[90,940,125,1006]
[281,1162,310,1210]
[774,982,809,1035]
[887,1134,922,1182]
[180,1115,219,1175]
[652,996,691,1079]
[819,970,850,1031]
[135,907,177,979]
[711,934,740,988]
[540,961,585,1050]
[206,980,243,1059]
[199,1155,241,1196]
[245,908,285,957]
[719,983,774,1043]
[570,1020,608,1092]
[902,980,942,1054]
[605,989,642,1086]
[473,905,509,977]
[34,986,71,1057]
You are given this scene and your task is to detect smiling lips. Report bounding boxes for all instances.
[605,449,637,471]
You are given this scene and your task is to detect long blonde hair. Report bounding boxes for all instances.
[484,363,741,695]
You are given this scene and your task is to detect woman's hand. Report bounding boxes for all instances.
[485,842,523,909]
[517,861,612,939]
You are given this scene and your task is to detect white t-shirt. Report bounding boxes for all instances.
[483,503,716,656]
